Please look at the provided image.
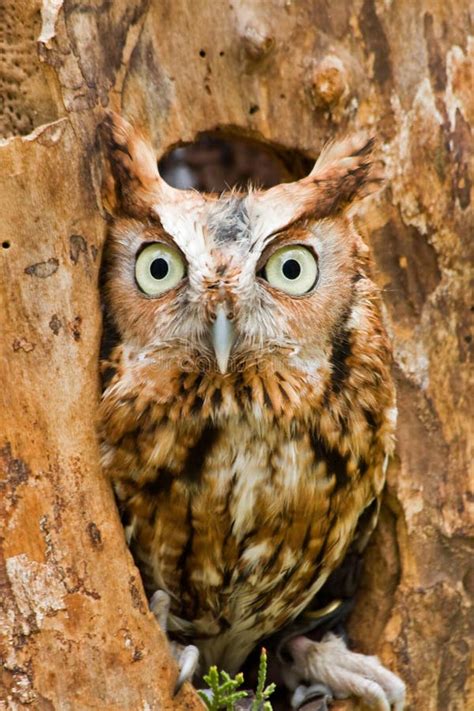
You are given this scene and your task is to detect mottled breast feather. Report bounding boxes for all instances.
[99,278,395,673]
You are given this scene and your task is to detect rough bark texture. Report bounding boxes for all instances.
[0,1,472,710]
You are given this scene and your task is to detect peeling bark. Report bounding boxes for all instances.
[0,1,472,709]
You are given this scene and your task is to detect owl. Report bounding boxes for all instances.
[99,112,405,711]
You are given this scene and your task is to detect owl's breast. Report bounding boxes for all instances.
[109,411,379,666]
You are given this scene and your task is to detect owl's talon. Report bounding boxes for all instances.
[149,590,199,695]
[150,589,171,632]
[173,644,200,695]
[284,633,405,711]
[291,683,333,710]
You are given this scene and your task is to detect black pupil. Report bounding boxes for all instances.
[282,258,301,280]
[150,257,169,280]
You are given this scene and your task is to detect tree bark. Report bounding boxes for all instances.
[0,1,472,710]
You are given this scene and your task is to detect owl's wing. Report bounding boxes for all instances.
[264,496,381,657]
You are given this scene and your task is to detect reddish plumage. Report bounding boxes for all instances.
[99,113,404,709]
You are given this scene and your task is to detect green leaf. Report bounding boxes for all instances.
[198,666,248,710]
[199,647,276,710]
[251,648,275,711]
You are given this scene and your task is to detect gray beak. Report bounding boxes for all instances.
[211,304,236,374]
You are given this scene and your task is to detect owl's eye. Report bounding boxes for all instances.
[262,245,318,295]
[135,243,185,296]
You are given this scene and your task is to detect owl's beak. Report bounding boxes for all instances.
[211,304,236,374]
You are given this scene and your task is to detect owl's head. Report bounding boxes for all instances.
[102,113,383,411]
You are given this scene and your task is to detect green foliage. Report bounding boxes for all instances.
[197,666,248,710]
[197,648,276,711]
[251,648,276,711]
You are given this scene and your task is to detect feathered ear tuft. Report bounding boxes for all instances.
[100,111,161,216]
[248,133,383,236]
[310,133,375,176]
[100,111,195,217]
[303,133,383,217]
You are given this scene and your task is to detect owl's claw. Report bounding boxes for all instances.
[291,683,333,710]
[173,644,200,695]
[150,588,171,631]
[283,633,405,711]
[149,590,199,695]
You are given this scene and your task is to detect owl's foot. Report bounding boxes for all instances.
[172,642,200,695]
[291,683,333,711]
[149,589,199,695]
[283,633,405,711]
[150,589,170,630]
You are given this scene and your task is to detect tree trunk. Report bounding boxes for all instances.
[1,1,471,710]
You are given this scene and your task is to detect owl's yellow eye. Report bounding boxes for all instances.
[135,243,185,296]
[262,245,318,295]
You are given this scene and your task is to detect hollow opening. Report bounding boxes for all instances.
[158,131,314,193]
[2,240,11,249]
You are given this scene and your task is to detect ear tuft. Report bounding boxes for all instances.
[311,133,375,174]
[100,112,203,216]
[305,133,383,217]
[100,111,162,216]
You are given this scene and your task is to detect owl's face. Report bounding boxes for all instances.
[104,115,379,408]
[105,197,361,378]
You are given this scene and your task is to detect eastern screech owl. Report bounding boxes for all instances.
[99,112,405,711]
